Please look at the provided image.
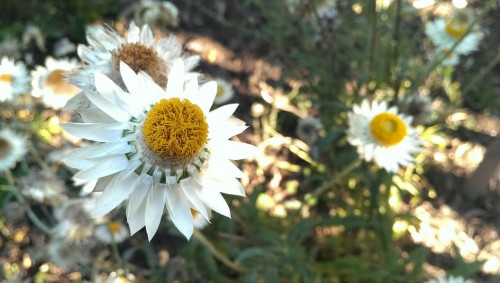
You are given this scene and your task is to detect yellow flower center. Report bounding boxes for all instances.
[445,19,467,38]
[0,74,13,84]
[216,85,225,97]
[45,69,80,96]
[191,209,199,217]
[0,138,11,158]
[112,43,167,87]
[370,112,407,146]
[107,222,122,233]
[142,98,208,163]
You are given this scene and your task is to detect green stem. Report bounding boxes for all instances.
[110,233,125,269]
[462,52,500,95]
[193,229,244,273]
[4,170,53,236]
[28,141,50,171]
[392,0,402,101]
[309,159,362,201]
[367,0,378,91]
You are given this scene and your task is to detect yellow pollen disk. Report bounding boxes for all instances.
[370,112,407,146]
[190,209,199,217]
[216,85,225,97]
[45,69,80,95]
[445,19,467,38]
[143,98,208,162]
[0,74,13,84]
[112,43,167,87]
[107,222,122,233]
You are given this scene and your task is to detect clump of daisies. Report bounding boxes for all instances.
[62,59,255,240]
[426,8,483,61]
[31,56,81,109]
[95,220,130,244]
[0,128,28,172]
[0,57,31,102]
[347,99,422,173]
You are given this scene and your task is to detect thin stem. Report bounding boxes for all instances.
[367,0,378,91]
[110,233,125,269]
[28,141,50,171]
[462,51,500,95]
[4,170,53,236]
[193,229,244,273]
[392,0,402,101]
[309,158,362,201]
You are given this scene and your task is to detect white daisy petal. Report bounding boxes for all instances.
[165,184,193,239]
[127,197,147,235]
[93,170,138,217]
[207,104,239,125]
[145,183,167,241]
[165,60,185,98]
[62,122,128,142]
[195,81,217,113]
[199,190,231,219]
[74,155,130,181]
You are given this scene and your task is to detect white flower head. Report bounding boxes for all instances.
[347,99,422,173]
[95,221,130,244]
[134,1,179,28]
[191,209,209,230]
[53,198,98,243]
[425,12,482,56]
[214,78,234,105]
[63,59,256,240]
[45,240,93,270]
[425,275,471,283]
[19,170,67,206]
[0,57,31,101]
[399,94,433,125]
[71,21,199,91]
[31,56,81,109]
[0,128,28,172]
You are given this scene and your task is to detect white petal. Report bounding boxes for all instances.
[205,156,245,179]
[67,141,131,159]
[202,176,245,196]
[207,104,238,125]
[199,189,231,218]
[165,184,193,239]
[77,108,115,124]
[209,124,248,140]
[165,60,185,99]
[211,140,256,160]
[73,155,130,180]
[93,170,138,217]
[180,179,209,220]
[193,81,216,113]
[145,183,167,241]
[140,24,154,44]
[127,174,152,215]
[127,196,147,235]
[62,122,128,142]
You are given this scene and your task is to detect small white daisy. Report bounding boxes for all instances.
[425,275,471,283]
[31,56,81,109]
[399,94,433,125]
[62,59,255,240]
[53,198,97,243]
[0,57,31,101]
[19,170,67,206]
[71,21,199,91]
[95,221,130,244]
[436,47,461,67]
[191,209,209,230]
[296,116,324,145]
[347,99,422,173]
[426,16,482,56]
[214,78,234,105]
[133,0,179,28]
[0,128,28,172]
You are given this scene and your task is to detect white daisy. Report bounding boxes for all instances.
[425,275,471,283]
[214,78,234,105]
[62,59,255,240]
[0,57,31,101]
[53,198,97,243]
[425,17,482,56]
[436,47,460,67]
[0,128,28,172]
[71,21,199,91]
[347,99,422,173]
[31,56,81,109]
[95,221,130,244]
[191,209,209,230]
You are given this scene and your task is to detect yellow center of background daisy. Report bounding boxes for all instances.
[46,69,80,95]
[143,98,208,162]
[107,222,122,233]
[0,74,13,83]
[216,85,225,97]
[0,138,11,158]
[112,43,167,87]
[445,19,467,38]
[370,112,407,146]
